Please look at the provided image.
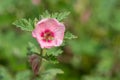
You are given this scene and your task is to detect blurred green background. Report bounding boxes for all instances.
[0,0,120,80]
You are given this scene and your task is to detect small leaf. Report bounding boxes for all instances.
[13,19,34,31]
[40,10,51,19]
[51,12,59,19]
[56,11,70,21]
[46,48,63,56]
[27,42,40,55]
[43,48,63,64]
[46,55,59,64]
[34,18,39,26]
[40,10,70,21]
[40,68,64,80]
[64,31,77,40]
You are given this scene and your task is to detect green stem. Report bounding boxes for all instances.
[42,48,47,56]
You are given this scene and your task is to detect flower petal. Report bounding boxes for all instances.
[32,18,65,48]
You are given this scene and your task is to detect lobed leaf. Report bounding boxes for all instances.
[56,11,70,21]
[46,55,59,64]
[46,48,63,56]
[40,10,70,22]
[40,68,64,80]
[40,11,51,19]
[27,42,40,55]
[41,48,63,64]
[64,31,77,40]
[13,19,35,31]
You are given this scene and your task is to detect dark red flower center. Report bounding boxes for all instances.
[41,29,54,42]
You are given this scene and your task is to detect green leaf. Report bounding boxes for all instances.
[13,19,35,31]
[43,48,63,64]
[40,10,70,21]
[64,31,77,40]
[46,55,59,64]
[55,11,70,21]
[46,48,63,56]
[27,42,40,55]
[40,68,64,80]
[40,11,51,19]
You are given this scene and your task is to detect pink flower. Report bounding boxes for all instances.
[32,18,65,48]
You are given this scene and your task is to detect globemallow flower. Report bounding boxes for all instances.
[32,18,65,48]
